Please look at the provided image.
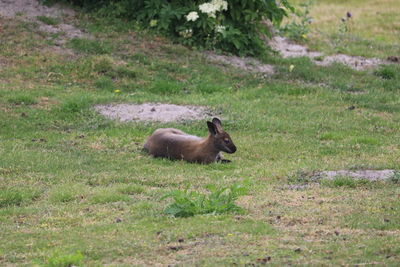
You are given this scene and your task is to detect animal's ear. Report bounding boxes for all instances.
[212,117,223,132]
[207,121,217,135]
[212,117,222,126]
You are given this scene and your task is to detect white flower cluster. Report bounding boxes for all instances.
[186,11,199,22]
[179,29,193,38]
[215,25,226,33]
[199,0,228,18]
[184,0,228,40]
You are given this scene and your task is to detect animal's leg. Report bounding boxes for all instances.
[216,154,232,163]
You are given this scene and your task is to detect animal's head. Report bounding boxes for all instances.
[207,118,237,154]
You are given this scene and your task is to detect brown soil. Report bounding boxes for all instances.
[204,51,275,76]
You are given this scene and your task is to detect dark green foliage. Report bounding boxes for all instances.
[163,183,248,217]
[52,0,294,56]
[280,1,313,41]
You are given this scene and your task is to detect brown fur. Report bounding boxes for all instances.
[143,118,236,164]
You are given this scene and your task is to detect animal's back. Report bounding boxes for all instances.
[143,128,202,159]
[143,118,236,164]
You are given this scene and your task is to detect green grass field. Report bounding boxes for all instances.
[288,0,400,58]
[1,2,400,266]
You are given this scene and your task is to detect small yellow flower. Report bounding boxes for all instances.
[302,34,307,39]
[150,19,158,27]
[114,89,121,93]
[227,233,234,236]
[289,65,295,72]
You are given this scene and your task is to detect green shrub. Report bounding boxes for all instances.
[162,182,248,218]
[56,0,294,56]
[280,1,313,41]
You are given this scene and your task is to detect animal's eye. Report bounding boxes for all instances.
[224,139,230,144]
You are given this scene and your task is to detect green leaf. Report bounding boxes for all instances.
[163,182,250,218]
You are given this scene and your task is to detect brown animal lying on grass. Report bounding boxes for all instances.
[143,118,236,164]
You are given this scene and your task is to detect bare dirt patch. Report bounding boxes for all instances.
[0,0,72,17]
[270,36,385,70]
[285,169,397,190]
[204,51,275,76]
[0,0,87,45]
[94,103,211,123]
[317,169,396,181]
[204,36,386,74]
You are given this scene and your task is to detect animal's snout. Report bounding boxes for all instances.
[229,145,237,154]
